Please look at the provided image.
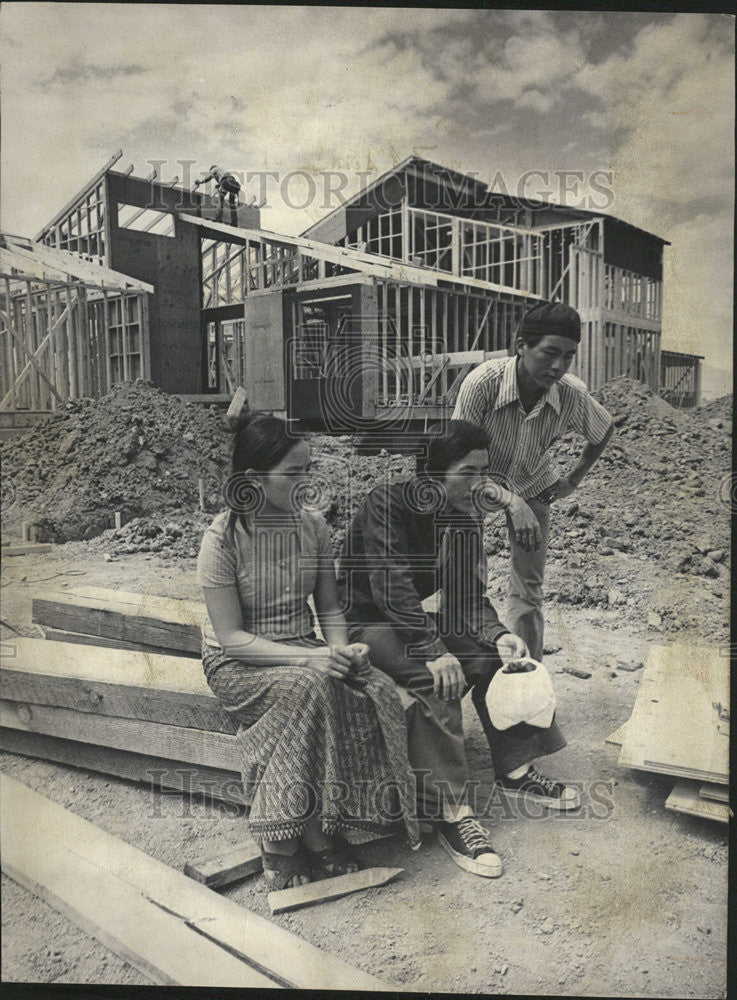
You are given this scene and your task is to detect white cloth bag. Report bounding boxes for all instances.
[485,658,556,730]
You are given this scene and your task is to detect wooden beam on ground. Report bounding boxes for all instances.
[40,626,200,658]
[0,699,240,770]
[0,773,394,990]
[665,781,729,824]
[184,841,263,888]
[268,868,404,915]
[0,728,247,803]
[32,586,204,654]
[1,543,53,556]
[699,782,729,804]
[1,661,236,734]
[0,775,269,987]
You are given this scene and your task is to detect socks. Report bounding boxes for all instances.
[505,763,532,780]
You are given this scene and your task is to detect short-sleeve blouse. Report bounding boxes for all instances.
[196,509,333,647]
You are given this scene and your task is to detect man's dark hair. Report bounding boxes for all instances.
[419,420,490,477]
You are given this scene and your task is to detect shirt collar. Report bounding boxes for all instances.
[492,356,561,415]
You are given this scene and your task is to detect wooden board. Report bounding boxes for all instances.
[605,720,630,747]
[1,543,52,556]
[0,774,393,991]
[0,699,241,771]
[617,643,729,783]
[268,867,404,914]
[1,662,236,734]
[0,727,248,803]
[32,587,205,653]
[1,781,277,986]
[41,626,198,658]
[1,637,213,697]
[699,782,729,804]
[665,781,729,824]
[185,841,262,888]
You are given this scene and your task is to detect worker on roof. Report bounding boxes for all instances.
[452,301,614,663]
[194,165,241,219]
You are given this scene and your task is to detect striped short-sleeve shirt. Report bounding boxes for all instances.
[452,356,613,500]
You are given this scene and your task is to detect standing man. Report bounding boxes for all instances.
[452,302,614,662]
[194,165,241,219]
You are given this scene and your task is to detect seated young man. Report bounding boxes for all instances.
[337,420,579,880]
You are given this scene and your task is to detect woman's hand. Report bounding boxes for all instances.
[496,632,529,664]
[303,645,354,679]
[343,642,371,675]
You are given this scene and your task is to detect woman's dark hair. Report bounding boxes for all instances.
[224,413,303,537]
[419,420,490,477]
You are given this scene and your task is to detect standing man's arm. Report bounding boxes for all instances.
[539,395,614,504]
[452,369,543,552]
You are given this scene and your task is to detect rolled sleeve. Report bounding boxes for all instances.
[571,393,613,445]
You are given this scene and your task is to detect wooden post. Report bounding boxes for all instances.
[121,295,130,382]
[101,290,112,392]
[66,284,78,399]
[140,294,151,382]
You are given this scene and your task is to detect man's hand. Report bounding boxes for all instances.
[508,496,542,551]
[425,652,465,702]
[496,632,529,663]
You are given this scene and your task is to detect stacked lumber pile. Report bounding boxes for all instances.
[0,586,249,802]
[0,587,405,985]
[606,643,730,823]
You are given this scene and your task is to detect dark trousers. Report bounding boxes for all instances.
[349,616,566,814]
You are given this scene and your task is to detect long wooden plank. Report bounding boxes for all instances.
[40,626,198,658]
[0,774,393,990]
[0,699,240,771]
[699,782,729,804]
[0,543,53,556]
[32,588,205,653]
[1,666,236,734]
[665,781,729,824]
[617,643,729,782]
[0,774,277,987]
[184,841,263,888]
[0,727,247,803]
[2,637,213,697]
[268,867,404,915]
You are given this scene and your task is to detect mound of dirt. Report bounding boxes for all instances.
[1,381,231,543]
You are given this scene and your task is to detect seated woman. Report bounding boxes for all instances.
[197,413,419,889]
[337,420,578,880]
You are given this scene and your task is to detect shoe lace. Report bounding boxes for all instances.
[527,767,559,796]
[456,816,492,852]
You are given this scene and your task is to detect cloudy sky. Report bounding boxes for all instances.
[1,5,733,395]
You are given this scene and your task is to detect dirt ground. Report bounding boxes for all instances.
[0,540,729,996]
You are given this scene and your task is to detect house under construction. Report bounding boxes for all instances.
[1,155,703,438]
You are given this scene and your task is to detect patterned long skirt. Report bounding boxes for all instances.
[202,640,421,848]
